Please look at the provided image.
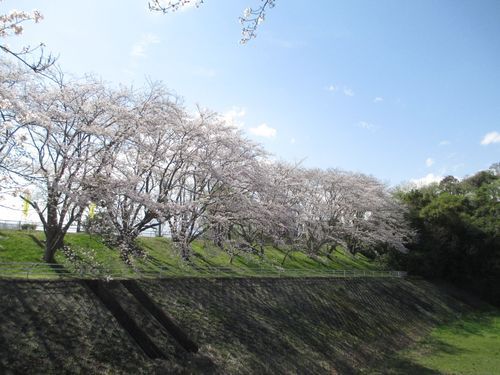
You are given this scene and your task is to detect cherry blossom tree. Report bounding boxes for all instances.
[272,168,413,261]
[87,85,194,261]
[0,1,54,72]
[0,59,34,188]
[293,168,346,257]
[223,161,303,263]
[337,171,414,256]
[163,110,266,260]
[148,0,276,44]
[0,62,132,262]
[82,86,267,262]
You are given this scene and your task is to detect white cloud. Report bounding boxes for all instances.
[357,121,377,131]
[249,123,277,138]
[480,131,500,145]
[343,87,355,97]
[221,106,246,129]
[425,158,435,167]
[439,140,451,146]
[373,97,383,103]
[410,173,443,188]
[131,33,160,58]
[290,138,296,144]
[326,85,337,92]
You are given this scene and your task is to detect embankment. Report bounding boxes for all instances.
[0,277,475,374]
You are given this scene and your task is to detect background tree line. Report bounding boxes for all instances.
[390,165,500,305]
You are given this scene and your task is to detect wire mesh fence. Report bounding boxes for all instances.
[0,219,162,237]
[0,262,407,280]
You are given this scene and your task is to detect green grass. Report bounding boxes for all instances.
[377,309,500,374]
[0,229,379,278]
[0,230,45,262]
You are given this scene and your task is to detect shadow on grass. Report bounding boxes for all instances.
[191,253,239,276]
[370,338,464,374]
[371,355,441,375]
[0,276,479,374]
[47,263,71,276]
[0,280,152,374]
[27,234,72,277]
[136,277,474,374]
[418,336,465,355]
[28,234,44,249]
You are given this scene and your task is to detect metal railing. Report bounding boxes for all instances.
[0,262,407,280]
[0,219,163,237]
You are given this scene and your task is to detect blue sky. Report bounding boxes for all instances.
[4,0,500,186]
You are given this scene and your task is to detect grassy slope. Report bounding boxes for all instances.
[379,309,500,375]
[2,230,498,373]
[0,278,482,374]
[0,229,378,277]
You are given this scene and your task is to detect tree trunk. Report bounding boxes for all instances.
[44,196,64,263]
[180,244,191,261]
[44,226,64,263]
[281,248,292,266]
[326,245,335,260]
[174,240,191,261]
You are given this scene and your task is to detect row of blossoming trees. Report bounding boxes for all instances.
[0,60,413,264]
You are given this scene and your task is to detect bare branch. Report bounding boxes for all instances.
[147,0,276,44]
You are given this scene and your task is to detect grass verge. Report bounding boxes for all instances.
[0,229,379,278]
[374,309,500,374]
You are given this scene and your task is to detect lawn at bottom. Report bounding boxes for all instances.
[375,309,500,375]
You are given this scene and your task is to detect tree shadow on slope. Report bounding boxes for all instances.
[366,356,441,375]
[0,280,152,374]
[139,277,471,374]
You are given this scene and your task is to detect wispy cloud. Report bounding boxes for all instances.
[130,33,160,58]
[357,121,377,131]
[221,106,246,129]
[373,97,383,103]
[290,138,296,144]
[249,123,277,138]
[480,131,500,145]
[439,140,451,146]
[410,173,443,188]
[325,84,354,97]
[343,87,355,97]
[425,158,435,167]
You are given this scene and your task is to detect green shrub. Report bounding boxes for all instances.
[20,223,37,231]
